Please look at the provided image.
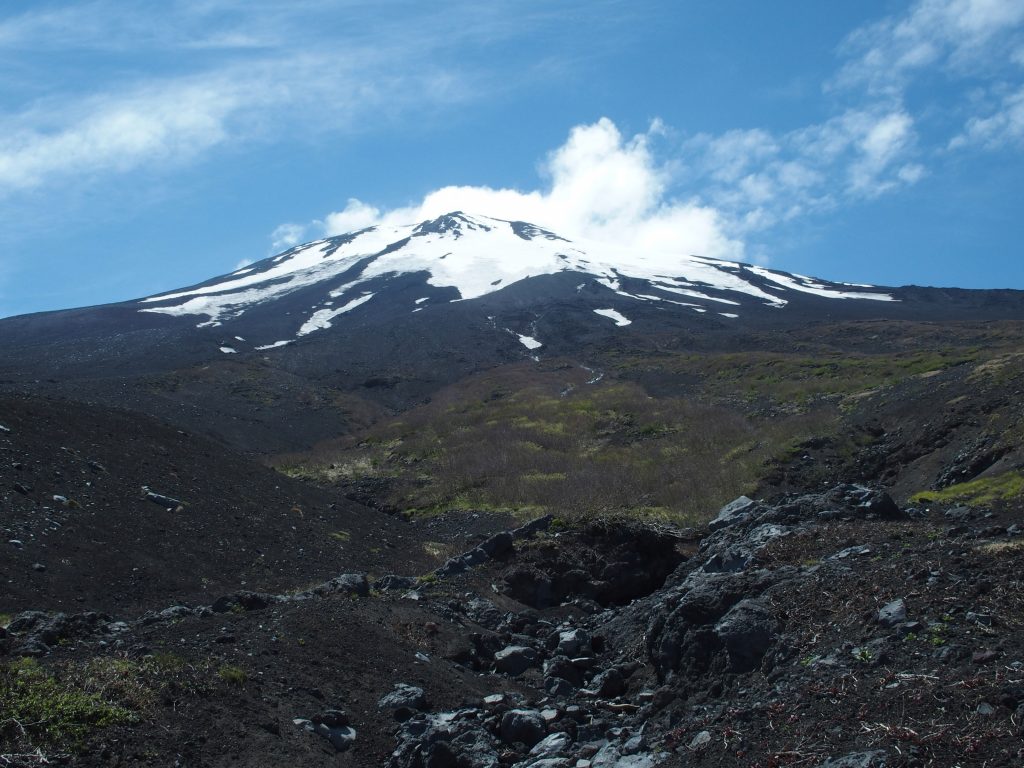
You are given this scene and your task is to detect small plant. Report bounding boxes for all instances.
[217,665,247,686]
[329,530,351,542]
[853,647,874,663]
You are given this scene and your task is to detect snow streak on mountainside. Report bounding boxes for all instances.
[139,212,895,340]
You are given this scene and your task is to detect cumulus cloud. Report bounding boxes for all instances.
[269,223,306,252]
[323,199,385,235]
[680,106,922,236]
[306,109,928,261]
[320,119,745,261]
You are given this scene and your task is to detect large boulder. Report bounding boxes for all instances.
[709,496,759,531]
[714,598,779,672]
[494,645,539,676]
[499,709,546,747]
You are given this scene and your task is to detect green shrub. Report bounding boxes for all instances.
[0,657,134,748]
[217,665,247,686]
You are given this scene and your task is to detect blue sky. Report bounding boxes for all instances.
[1,0,1023,318]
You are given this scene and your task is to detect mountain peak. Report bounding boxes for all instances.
[412,211,492,238]
[134,212,898,343]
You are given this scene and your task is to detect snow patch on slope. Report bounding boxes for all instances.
[255,340,292,350]
[748,267,895,301]
[297,294,375,336]
[593,308,631,326]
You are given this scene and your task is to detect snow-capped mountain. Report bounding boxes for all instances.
[136,211,895,351]
[2,210,1023,453]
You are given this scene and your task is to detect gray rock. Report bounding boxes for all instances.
[590,743,661,768]
[709,496,758,531]
[828,545,871,560]
[296,713,356,753]
[6,611,50,634]
[622,735,644,755]
[211,590,273,613]
[379,683,427,716]
[588,668,626,698]
[376,575,418,591]
[715,598,778,672]
[140,486,185,510]
[500,709,546,747]
[314,723,356,752]
[315,709,350,727]
[8,610,111,651]
[529,731,573,756]
[495,645,539,676]
[877,599,907,627]
[689,730,712,750]
[545,676,576,696]
[479,531,514,557]
[966,611,994,626]
[557,628,592,657]
[540,708,560,724]
[512,514,554,539]
[835,485,902,519]
[313,573,370,597]
[816,750,888,768]
[388,710,499,768]
[544,655,584,686]
[465,598,505,630]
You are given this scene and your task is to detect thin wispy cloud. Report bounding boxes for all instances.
[0,0,617,196]
[834,0,1024,94]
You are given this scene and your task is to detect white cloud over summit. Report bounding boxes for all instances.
[320,119,744,261]
[308,106,924,262]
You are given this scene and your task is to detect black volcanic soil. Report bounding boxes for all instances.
[2,496,1021,767]
[0,394,507,616]
[2,317,1023,766]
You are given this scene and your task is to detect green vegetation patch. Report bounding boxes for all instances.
[0,653,221,756]
[217,665,247,686]
[276,364,837,524]
[911,471,1024,506]
[0,657,135,749]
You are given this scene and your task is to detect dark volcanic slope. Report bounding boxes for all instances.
[2,212,1024,455]
[0,393,445,615]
